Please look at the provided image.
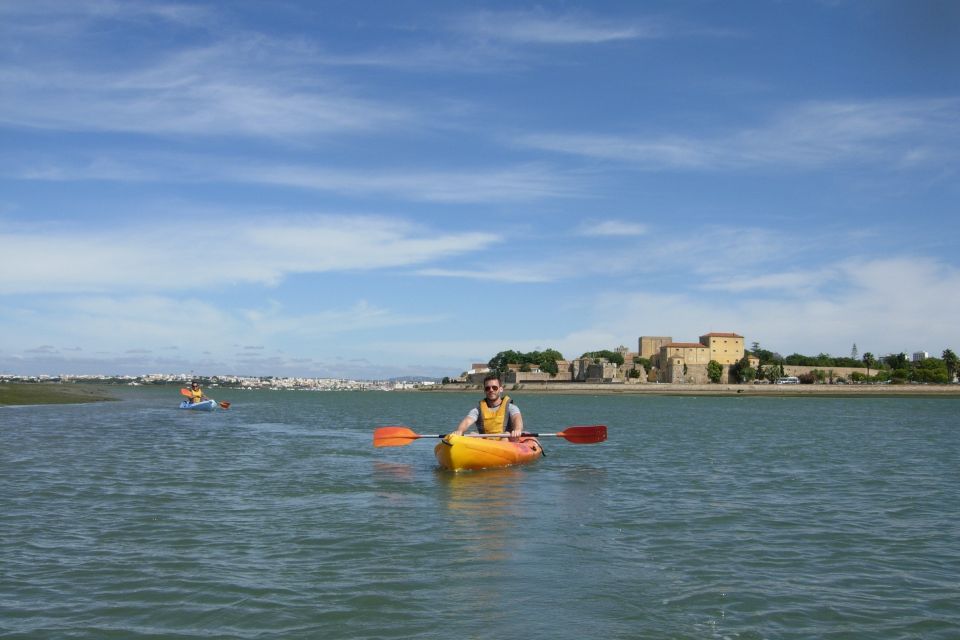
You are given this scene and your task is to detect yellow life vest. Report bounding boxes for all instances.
[190,387,203,403]
[477,395,512,434]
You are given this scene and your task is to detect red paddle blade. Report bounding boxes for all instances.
[180,388,192,397]
[556,425,607,444]
[219,401,231,409]
[373,426,421,448]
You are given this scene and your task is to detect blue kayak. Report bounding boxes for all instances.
[179,399,217,411]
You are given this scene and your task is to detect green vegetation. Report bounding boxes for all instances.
[581,350,625,366]
[0,383,116,406]
[944,349,958,382]
[782,353,865,368]
[488,349,564,376]
[730,356,756,383]
[747,342,958,385]
[707,360,723,383]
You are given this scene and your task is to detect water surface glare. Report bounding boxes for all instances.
[3,388,958,638]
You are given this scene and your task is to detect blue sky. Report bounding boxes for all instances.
[2,0,958,379]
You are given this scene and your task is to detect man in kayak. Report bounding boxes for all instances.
[451,374,524,439]
[188,381,206,404]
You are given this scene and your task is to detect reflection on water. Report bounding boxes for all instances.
[371,461,416,483]
[439,467,525,563]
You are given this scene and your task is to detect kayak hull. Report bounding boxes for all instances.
[179,399,217,411]
[434,434,543,471]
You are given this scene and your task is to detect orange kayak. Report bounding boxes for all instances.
[434,434,543,471]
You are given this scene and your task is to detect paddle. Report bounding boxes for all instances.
[373,425,606,448]
[180,387,231,409]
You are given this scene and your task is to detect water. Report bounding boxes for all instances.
[2,387,958,639]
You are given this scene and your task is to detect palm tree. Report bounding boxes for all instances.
[943,349,958,382]
[862,352,874,378]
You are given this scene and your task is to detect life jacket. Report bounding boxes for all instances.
[477,395,512,434]
[190,387,203,403]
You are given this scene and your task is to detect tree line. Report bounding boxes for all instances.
[478,345,958,385]
[745,344,958,384]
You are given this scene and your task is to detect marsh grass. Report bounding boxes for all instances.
[0,383,116,406]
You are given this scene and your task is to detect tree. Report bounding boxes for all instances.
[862,352,874,377]
[943,349,958,382]
[488,348,564,377]
[730,356,755,383]
[581,350,625,366]
[488,350,522,375]
[884,352,908,370]
[707,360,723,383]
[911,357,948,383]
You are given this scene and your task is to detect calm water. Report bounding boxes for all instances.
[2,387,958,639]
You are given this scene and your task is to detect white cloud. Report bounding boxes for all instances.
[579,220,648,237]
[454,10,661,44]
[242,300,447,336]
[0,5,414,140]
[0,294,453,376]
[414,267,555,284]
[3,154,581,204]
[229,163,581,203]
[700,269,832,294]
[0,216,495,294]
[577,256,960,358]
[0,62,410,139]
[517,99,960,171]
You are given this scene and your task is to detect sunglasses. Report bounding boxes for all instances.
[484,385,500,391]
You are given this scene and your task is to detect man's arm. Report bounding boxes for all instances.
[453,414,476,436]
[509,410,524,439]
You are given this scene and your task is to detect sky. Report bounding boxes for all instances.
[1,0,958,379]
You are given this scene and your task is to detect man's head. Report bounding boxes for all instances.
[483,374,501,398]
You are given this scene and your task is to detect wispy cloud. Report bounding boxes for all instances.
[579,220,649,237]
[0,59,411,139]
[0,216,495,294]
[0,294,446,373]
[0,0,214,27]
[0,2,414,140]
[517,99,960,171]
[229,163,581,203]
[242,300,446,336]
[453,10,662,44]
[3,154,583,203]
[415,268,555,284]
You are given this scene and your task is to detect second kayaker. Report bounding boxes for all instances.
[451,374,524,439]
[188,381,206,404]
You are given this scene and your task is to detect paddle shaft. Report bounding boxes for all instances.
[373,424,605,447]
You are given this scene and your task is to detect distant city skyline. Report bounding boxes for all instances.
[2,2,958,379]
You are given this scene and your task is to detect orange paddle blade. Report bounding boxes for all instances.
[556,425,607,444]
[373,426,422,447]
[219,401,231,409]
[180,388,192,397]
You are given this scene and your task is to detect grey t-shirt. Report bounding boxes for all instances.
[468,400,521,421]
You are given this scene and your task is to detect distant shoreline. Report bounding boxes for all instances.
[0,383,117,406]
[421,382,960,397]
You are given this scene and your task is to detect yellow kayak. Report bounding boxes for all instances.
[434,434,543,471]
